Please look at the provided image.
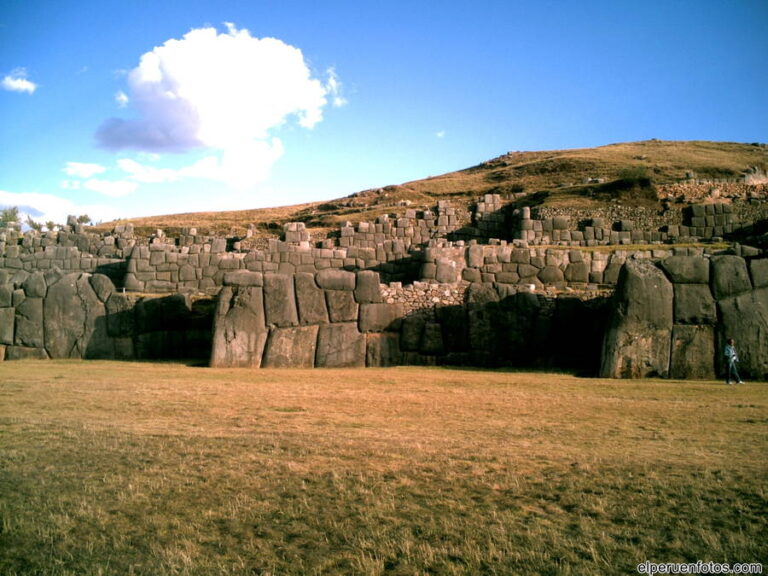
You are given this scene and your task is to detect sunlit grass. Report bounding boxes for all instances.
[1,361,766,575]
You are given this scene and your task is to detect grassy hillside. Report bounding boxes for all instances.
[96,140,768,238]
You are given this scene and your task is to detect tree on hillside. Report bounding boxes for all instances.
[1,206,20,224]
[26,216,43,232]
[77,214,92,225]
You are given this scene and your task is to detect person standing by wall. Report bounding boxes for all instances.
[724,338,744,385]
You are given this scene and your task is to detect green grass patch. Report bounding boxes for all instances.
[1,361,766,575]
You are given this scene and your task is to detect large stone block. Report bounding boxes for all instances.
[262,325,318,368]
[15,297,44,348]
[326,290,358,323]
[295,273,329,325]
[674,284,716,325]
[670,325,715,380]
[660,255,710,284]
[0,308,14,345]
[22,270,47,298]
[6,345,48,360]
[538,265,564,284]
[717,287,768,379]
[600,260,673,378]
[316,268,355,291]
[366,333,402,367]
[89,274,114,303]
[0,285,12,307]
[354,270,382,304]
[263,273,298,327]
[564,261,589,283]
[750,258,768,288]
[710,255,752,300]
[420,322,444,355]
[315,322,365,367]
[223,270,263,287]
[210,286,267,368]
[400,315,425,352]
[106,292,137,337]
[43,273,109,358]
[359,302,404,333]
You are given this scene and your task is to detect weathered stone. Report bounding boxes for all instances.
[400,315,425,351]
[263,273,298,327]
[710,255,752,300]
[600,260,673,378]
[295,273,329,325]
[262,325,318,368]
[354,270,382,303]
[6,345,48,360]
[564,261,589,283]
[603,261,623,284]
[359,302,404,333]
[0,308,14,345]
[669,325,715,380]
[316,268,355,291]
[466,283,500,306]
[366,333,402,367]
[435,259,460,284]
[44,274,110,358]
[420,322,444,355]
[467,245,484,268]
[89,273,114,303]
[315,322,365,367]
[326,290,358,323]
[0,285,11,307]
[106,292,137,337]
[22,271,47,298]
[717,288,768,379]
[210,286,267,368]
[674,284,716,325]
[750,258,768,288]
[15,297,44,348]
[538,265,564,284]
[223,270,263,287]
[660,255,710,284]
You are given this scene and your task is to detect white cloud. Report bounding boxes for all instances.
[325,67,347,108]
[117,158,179,183]
[96,24,329,152]
[0,190,118,225]
[61,180,81,190]
[2,68,37,94]
[436,130,446,138]
[64,161,107,178]
[115,90,129,107]
[94,23,340,190]
[83,179,138,198]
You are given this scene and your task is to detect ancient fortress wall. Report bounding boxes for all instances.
[1,192,766,376]
[601,255,768,380]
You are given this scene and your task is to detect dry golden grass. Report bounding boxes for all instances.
[1,361,766,575]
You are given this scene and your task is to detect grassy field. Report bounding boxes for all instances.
[0,361,766,575]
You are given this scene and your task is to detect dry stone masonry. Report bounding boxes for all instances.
[1,189,766,378]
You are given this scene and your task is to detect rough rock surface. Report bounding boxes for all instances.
[210,286,267,367]
[600,259,673,378]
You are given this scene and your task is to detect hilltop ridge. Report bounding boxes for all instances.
[97,140,768,239]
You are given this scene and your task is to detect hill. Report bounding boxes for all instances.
[96,140,768,239]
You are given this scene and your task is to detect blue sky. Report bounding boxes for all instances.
[1,0,767,225]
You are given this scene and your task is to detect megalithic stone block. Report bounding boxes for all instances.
[600,260,673,378]
[210,286,267,368]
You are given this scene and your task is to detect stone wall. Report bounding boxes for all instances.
[600,255,768,380]
[0,268,213,362]
[210,269,609,373]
